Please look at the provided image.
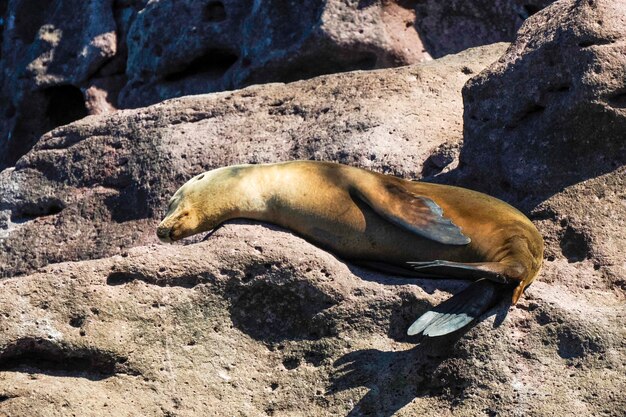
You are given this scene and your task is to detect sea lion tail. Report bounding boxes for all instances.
[407,279,501,337]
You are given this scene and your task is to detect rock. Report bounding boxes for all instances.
[0,0,557,170]
[0,44,508,278]
[459,0,626,293]
[414,0,557,58]
[0,0,119,169]
[1,2,625,414]
[0,0,426,170]
[460,0,626,204]
[120,0,429,108]
[0,224,624,416]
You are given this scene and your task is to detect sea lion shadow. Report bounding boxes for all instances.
[345,263,512,339]
[328,331,465,417]
[329,299,511,417]
[206,222,511,342]
[346,262,467,295]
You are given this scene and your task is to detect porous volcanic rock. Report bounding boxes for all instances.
[120,0,428,108]
[0,223,624,416]
[413,0,556,58]
[0,44,508,278]
[0,0,425,169]
[0,0,558,170]
[0,0,122,169]
[1,2,624,414]
[460,0,626,204]
[458,0,626,296]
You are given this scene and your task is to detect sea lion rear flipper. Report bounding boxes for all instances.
[407,279,501,337]
[407,260,511,283]
[351,184,470,245]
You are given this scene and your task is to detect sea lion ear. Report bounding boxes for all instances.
[351,183,471,245]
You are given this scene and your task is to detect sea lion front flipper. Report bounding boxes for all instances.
[351,183,471,245]
[407,260,512,283]
[407,279,500,337]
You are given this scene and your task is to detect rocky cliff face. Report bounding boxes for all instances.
[0,0,556,170]
[0,0,624,416]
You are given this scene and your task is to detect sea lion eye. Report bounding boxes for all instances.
[196,174,205,181]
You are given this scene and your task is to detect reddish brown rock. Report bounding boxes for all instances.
[120,0,430,108]
[413,0,557,58]
[0,3,624,414]
[0,224,623,416]
[460,0,625,203]
[0,0,428,169]
[0,0,556,170]
[0,0,121,169]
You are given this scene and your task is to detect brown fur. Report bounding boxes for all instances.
[157,161,543,303]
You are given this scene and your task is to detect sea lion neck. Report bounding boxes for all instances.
[229,164,278,222]
[232,162,309,223]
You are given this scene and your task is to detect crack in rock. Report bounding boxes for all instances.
[0,338,140,381]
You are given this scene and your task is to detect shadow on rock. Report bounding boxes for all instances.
[346,263,512,342]
[347,262,468,296]
[329,333,469,417]
[453,0,626,212]
[0,337,139,381]
[225,263,342,343]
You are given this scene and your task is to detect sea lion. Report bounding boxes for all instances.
[157,161,543,337]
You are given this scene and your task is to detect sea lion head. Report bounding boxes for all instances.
[157,166,248,242]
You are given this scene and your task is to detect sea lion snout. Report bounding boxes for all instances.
[158,207,204,242]
[156,223,173,243]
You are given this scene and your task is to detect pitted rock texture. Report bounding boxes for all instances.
[0,0,122,169]
[0,2,624,414]
[0,0,423,169]
[413,0,557,58]
[457,0,626,296]
[120,0,427,108]
[528,169,626,307]
[460,0,626,204]
[0,224,624,416]
[0,43,508,278]
[0,0,555,169]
